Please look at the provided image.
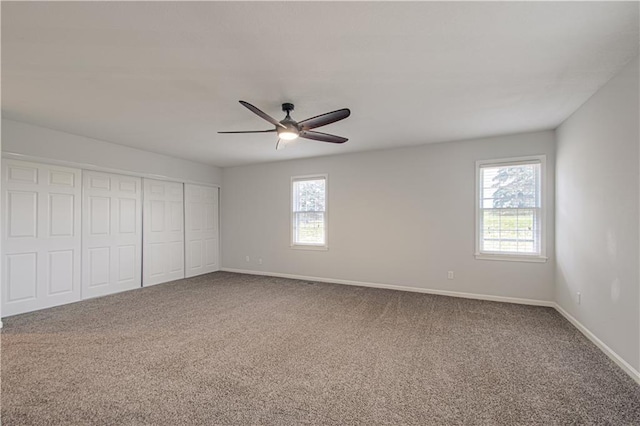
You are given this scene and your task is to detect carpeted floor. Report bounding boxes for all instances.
[2,272,639,425]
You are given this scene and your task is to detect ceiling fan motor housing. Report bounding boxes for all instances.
[282,103,295,113]
[279,103,300,135]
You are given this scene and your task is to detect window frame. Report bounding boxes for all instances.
[290,174,328,250]
[475,155,547,263]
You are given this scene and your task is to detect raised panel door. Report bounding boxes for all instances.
[2,160,82,316]
[184,184,219,278]
[143,179,184,286]
[82,171,142,299]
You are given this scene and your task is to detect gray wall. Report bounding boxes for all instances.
[556,56,640,371]
[222,130,556,302]
[2,119,222,186]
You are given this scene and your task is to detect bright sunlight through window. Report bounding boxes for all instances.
[476,157,545,261]
[292,175,327,248]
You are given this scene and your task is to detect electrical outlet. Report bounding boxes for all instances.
[245,256,250,262]
[258,258,263,265]
[576,292,581,305]
[447,271,454,280]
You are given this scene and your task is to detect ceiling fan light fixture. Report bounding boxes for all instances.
[278,130,299,140]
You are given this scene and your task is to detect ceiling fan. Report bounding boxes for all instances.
[219,101,351,150]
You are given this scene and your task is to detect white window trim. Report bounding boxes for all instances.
[475,155,548,263]
[291,174,328,250]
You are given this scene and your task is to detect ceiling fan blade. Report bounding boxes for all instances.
[299,130,348,144]
[276,138,298,150]
[218,129,276,134]
[239,100,285,129]
[298,108,350,130]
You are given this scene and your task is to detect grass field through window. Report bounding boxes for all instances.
[481,209,536,253]
[294,212,325,245]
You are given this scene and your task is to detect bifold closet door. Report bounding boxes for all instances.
[1,160,82,316]
[184,184,219,278]
[143,179,184,286]
[82,171,142,299]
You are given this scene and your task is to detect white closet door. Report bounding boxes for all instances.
[2,160,82,316]
[82,171,142,299]
[143,179,184,286]
[185,184,219,278]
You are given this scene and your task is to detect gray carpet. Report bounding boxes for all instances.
[2,272,639,425]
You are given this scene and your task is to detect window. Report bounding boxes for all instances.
[476,156,546,262]
[291,175,327,249]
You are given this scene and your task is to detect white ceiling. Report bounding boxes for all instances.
[2,2,638,168]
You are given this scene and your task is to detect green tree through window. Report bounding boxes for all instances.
[491,165,537,208]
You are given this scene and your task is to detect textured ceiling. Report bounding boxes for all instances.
[2,2,638,167]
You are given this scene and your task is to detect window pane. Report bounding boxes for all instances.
[294,212,325,245]
[293,179,325,212]
[481,208,539,254]
[480,163,540,209]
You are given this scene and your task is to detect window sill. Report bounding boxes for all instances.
[291,244,328,251]
[474,253,547,263]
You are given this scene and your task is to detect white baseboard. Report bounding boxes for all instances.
[220,268,555,307]
[553,303,640,385]
[221,268,640,385]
